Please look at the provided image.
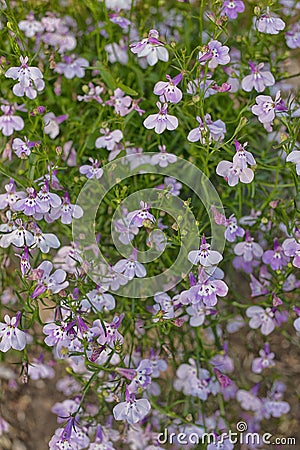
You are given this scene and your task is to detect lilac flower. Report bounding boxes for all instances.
[0,312,27,352]
[126,201,155,227]
[188,236,223,266]
[105,39,129,65]
[43,321,68,348]
[52,399,80,423]
[187,77,216,98]
[256,8,285,34]
[153,292,175,320]
[294,316,300,334]
[262,238,289,270]
[106,88,132,116]
[91,314,124,348]
[242,61,275,93]
[0,416,9,435]
[32,225,60,253]
[77,82,104,103]
[234,231,263,262]
[31,260,69,298]
[249,274,269,297]
[186,304,216,327]
[35,182,62,216]
[0,180,25,210]
[54,54,89,79]
[17,246,31,276]
[80,287,115,312]
[0,104,24,136]
[221,0,245,19]
[224,215,245,242]
[13,187,48,217]
[156,176,182,196]
[286,23,300,48]
[188,269,228,307]
[217,140,256,186]
[5,56,45,99]
[117,359,153,394]
[252,344,275,373]
[27,358,55,380]
[187,114,226,144]
[112,249,146,280]
[153,73,183,103]
[43,112,68,139]
[198,40,230,69]
[282,238,300,267]
[79,158,103,179]
[286,150,300,175]
[41,17,77,54]
[48,192,83,225]
[18,13,44,37]
[0,220,34,248]
[150,145,177,167]
[246,306,276,335]
[143,102,178,134]
[95,128,123,150]
[130,29,169,66]
[113,209,139,245]
[251,91,287,131]
[113,390,151,424]
[12,137,36,158]
[109,13,131,29]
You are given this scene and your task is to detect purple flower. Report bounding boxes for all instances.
[0,312,27,352]
[143,102,178,134]
[126,201,155,228]
[13,187,48,216]
[43,321,68,347]
[216,160,254,186]
[262,238,289,270]
[186,304,216,327]
[32,225,60,253]
[106,88,132,116]
[105,39,129,65]
[286,150,300,175]
[234,231,263,262]
[27,358,55,380]
[35,182,62,216]
[188,269,228,307]
[43,112,68,139]
[285,23,300,49]
[198,40,230,69]
[95,127,123,150]
[282,237,300,267]
[80,158,103,179]
[153,73,183,104]
[0,180,26,210]
[0,220,34,248]
[188,236,223,267]
[153,292,175,320]
[112,249,146,280]
[224,215,245,242]
[31,260,69,298]
[252,344,275,373]
[150,145,177,167]
[48,192,83,225]
[246,306,276,335]
[113,391,151,424]
[77,82,104,104]
[242,61,275,93]
[54,54,89,79]
[187,114,226,144]
[251,91,287,131]
[256,8,285,34]
[12,137,36,158]
[80,287,115,312]
[0,104,24,136]
[5,56,45,99]
[156,176,182,196]
[130,29,169,66]
[249,274,269,297]
[221,0,245,19]
[18,13,43,38]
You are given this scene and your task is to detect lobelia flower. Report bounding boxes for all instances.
[282,237,300,268]
[153,292,176,320]
[54,54,89,79]
[79,158,103,179]
[12,137,36,158]
[186,303,216,327]
[34,181,62,219]
[31,260,69,298]
[43,112,68,139]
[113,208,139,245]
[105,39,129,65]
[105,88,133,116]
[216,140,256,186]
[251,91,287,131]
[198,40,230,69]
[13,187,48,217]
[77,82,104,104]
[187,268,228,307]
[113,389,151,424]
[47,192,83,225]
[242,61,275,93]
[255,8,285,34]
[126,201,155,227]
[188,236,223,267]
[262,238,289,270]
[153,73,183,103]
[221,0,245,19]
[286,150,300,175]
[246,306,276,335]
[285,23,300,49]
[187,77,217,98]
[80,286,116,312]
[95,127,123,150]
[156,176,182,196]
[0,312,27,352]
[0,219,34,248]
[130,29,169,66]
[252,344,275,373]
[224,215,245,242]
[150,145,177,167]
[187,114,226,144]
[143,102,178,134]
[31,224,61,253]
[41,17,77,54]
[5,56,45,99]
[249,274,269,297]
[112,248,146,280]
[0,104,24,136]
[18,13,44,38]
[90,314,124,348]
[0,180,26,210]
[27,357,55,380]
[16,246,31,276]
[234,231,263,262]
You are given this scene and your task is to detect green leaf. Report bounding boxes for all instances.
[0,163,26,188]
[94,61,116,90]
[116,81,138,96]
